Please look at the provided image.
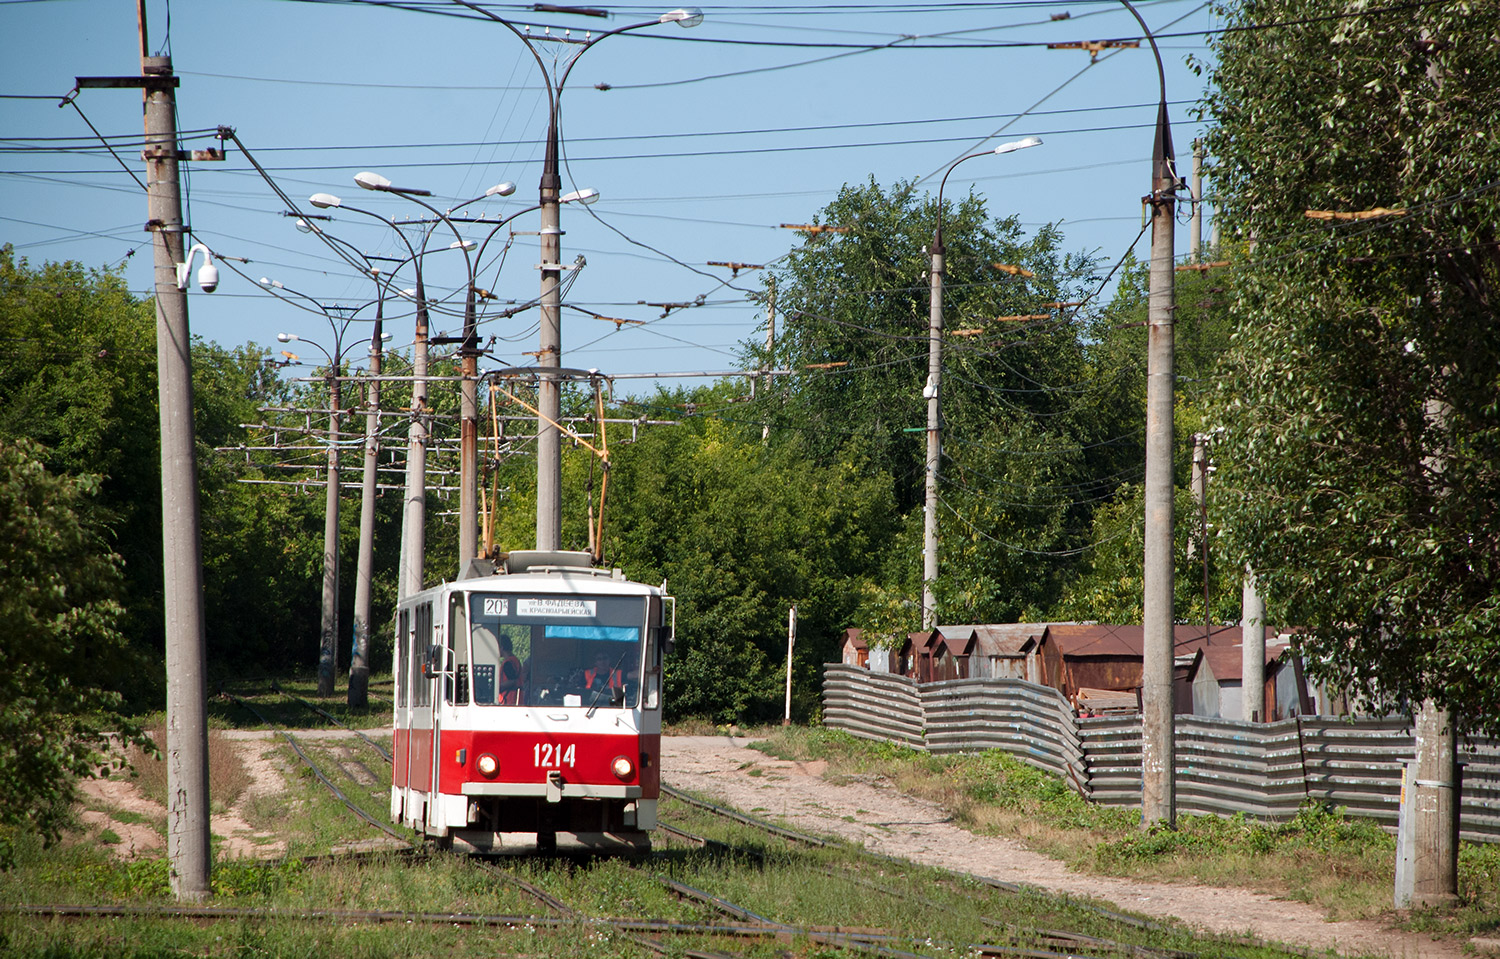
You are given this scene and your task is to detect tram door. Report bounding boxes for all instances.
[405,600,437,825]
[393,607,410,802]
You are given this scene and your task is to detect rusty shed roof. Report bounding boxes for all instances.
[938,623,1050,658]
[1194,640,1291,683]
[1041,623,1245,659]
[842,627,866,650]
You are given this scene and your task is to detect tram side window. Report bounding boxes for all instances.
[447,596,469,705]
[397,609,410,709]
[409,602,432,709]
[643,626,660,710]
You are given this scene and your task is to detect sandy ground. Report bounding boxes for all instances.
[662,734,1473,959]
[77,732,293,860]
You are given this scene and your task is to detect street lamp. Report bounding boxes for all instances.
[921,135,1042,630]
[1115,0,1181,829]
[349,173,502,570]
[352,178,599,570]
[452,1,703,551]
[266,281,359,697]
[303,191,450,603]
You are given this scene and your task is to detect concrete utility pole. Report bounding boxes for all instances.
[1190,434,1210,637]
[140,47,211,900]
[784,605,797,726]
[1403,37,1461,905]
[1401,391,1459,904]
[349,284,388,707]
[350,273,391,707]
[536,135,566,551]
[274,300,354,699]
[1240,569,1265,722]
[923,136,1043,629]
[1125,0,1180,829]
[922,232,944,630]
[400,276,431,600]
[349,299,382,707]
[1191,139,1204,260]
[318,362,342,696]
[1406,702,1459,904]
[449,1,703,551]
[763,274,776,442]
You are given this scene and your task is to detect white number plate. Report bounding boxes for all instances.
[533,743,576,768]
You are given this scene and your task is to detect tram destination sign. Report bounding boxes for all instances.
[517,598,597,618]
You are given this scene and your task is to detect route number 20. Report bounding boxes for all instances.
[533,743,576,768]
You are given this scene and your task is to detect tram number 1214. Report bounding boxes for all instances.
[534,743,576,769]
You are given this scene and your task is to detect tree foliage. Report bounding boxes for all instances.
[751,180,1146,625]
[0,439,150,846]
[490,382,898,723]
[0,246,347,693]
[1203,1,1500,728]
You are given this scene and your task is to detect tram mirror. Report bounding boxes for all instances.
[422,644,442,679]
[649,596,675,657]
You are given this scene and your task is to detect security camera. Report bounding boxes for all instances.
[175,244,218,292]
[197,260,219,293]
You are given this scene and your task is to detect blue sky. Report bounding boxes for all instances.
[3,0,1217,391]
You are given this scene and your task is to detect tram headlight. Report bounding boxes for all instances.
[611,755,634,781]
[476,753,499,779]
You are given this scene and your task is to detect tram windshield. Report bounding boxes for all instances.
[462,592,644,709]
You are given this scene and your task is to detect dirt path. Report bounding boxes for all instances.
[662,734,1467,959]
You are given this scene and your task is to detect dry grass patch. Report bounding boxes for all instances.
[126,726,253,815]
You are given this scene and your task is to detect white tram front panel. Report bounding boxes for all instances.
[391,563,669,852]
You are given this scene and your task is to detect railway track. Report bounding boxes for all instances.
[55,691,1307,959]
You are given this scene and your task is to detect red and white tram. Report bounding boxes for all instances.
[391,550,672,852]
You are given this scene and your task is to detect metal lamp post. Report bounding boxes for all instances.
[922,136,1043,630]
[365,184,602,571]
[349,173,504,567]
[452,2,702,550]
[267,285,357,697]
[308,190,451,602]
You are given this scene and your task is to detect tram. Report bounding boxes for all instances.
[390,550,673,852]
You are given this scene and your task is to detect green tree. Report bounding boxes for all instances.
[1203,1,1500,728]
[1049,260,1240,625]
[491,383,899,723]
[0,440,150,847]
[0,246,336,688]
[752,180,1141,625]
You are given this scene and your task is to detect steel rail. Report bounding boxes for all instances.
[467,859,735,959]
[226,693,410,845]
[268,682,394,762]
[652,826,1150,959]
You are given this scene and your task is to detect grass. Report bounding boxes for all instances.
[750,726,1500,940]
[11,690,1487,958]
[4,704,1333,959]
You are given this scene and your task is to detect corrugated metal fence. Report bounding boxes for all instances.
[822,664,1500,843]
